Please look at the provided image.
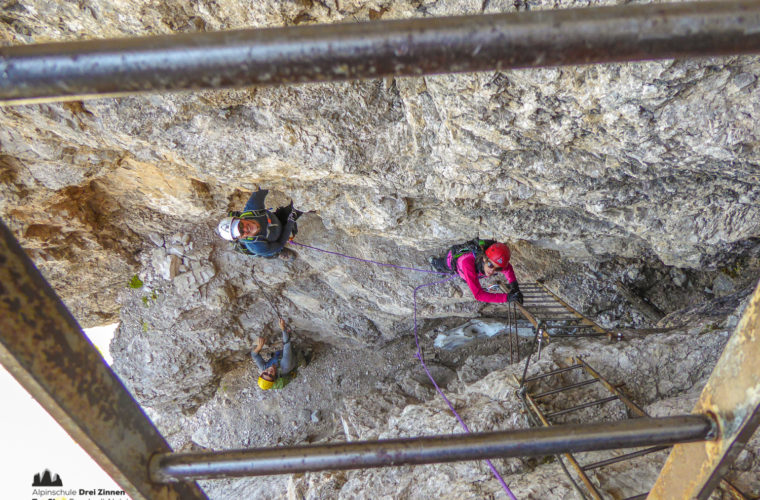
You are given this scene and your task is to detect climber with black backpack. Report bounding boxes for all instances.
[429,239,523,304]
[216,187,302,259]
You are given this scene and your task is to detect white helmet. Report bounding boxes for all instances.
[217,217,241,241]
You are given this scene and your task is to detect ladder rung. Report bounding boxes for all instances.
[547,324,596,329]
[537,318,586,322]
[549,333,609,338]
[581,445,670,470]
[545,396,619,418]
[532,378,600,399]
[546,325,594,330]
[541,317,586,321]
[524,364,583,382]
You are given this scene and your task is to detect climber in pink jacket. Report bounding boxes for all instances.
[429,239,523,304]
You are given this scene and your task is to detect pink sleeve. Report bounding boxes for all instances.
[501,263,517,283]
[456,253,508,304]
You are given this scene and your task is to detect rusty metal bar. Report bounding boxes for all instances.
[576,357,647,418]
[514,302,539,330]
[2,1,760,105]
[533,378,600,399]
[545,395,619,418]
[549,333,611,338]
[540,318,589,322]
[524,364,584,383]
[150,415,713,481]
[153,403,712,483]
[720,478,749,500]
[546,325,598,330]
[523,305,570,309]
[0,220,207,499]
[543,317,593,328]
[150,415,712,482]
[525,308,573,313]
[547,324,596,328]
[649,280,760,500]
[581,445,670,471]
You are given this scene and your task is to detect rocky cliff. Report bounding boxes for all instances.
[1,0,759,498]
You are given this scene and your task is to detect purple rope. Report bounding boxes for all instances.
[414,278,518,500]
[288,239,516,498]
[288,240,447,274]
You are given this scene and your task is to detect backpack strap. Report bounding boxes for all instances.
[232,241,255,255]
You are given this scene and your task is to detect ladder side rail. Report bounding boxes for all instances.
[575,357,647,418]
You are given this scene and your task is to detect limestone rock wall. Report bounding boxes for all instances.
[2,0,760,326]
[1,0,760,498]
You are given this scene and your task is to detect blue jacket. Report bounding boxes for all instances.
[238,190,296,257]
[253,349,284,370]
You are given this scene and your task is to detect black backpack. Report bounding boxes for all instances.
[448,238,495,270]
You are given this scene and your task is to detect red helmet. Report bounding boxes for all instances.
[485,243,510,267]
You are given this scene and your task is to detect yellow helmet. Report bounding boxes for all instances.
[258,376,274,390]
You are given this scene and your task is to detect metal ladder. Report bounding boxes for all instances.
[501,281,618,365]
[506,284,748,500]
[518,357,654,500]
[516,358,748,499]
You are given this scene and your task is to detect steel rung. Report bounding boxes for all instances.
[581,445,670,470]
[524,364,584,383]
[576,357,647,418]
[532,378,600,400]
[538,318,588,322]
[545,395,619,418]
[549,333,611,338]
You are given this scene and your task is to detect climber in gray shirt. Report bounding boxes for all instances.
[252,318,297,390]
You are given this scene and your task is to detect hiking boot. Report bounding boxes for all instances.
[279,248,296,261]
[428,256,451,273]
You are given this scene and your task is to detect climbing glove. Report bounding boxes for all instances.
[507,289,524,305]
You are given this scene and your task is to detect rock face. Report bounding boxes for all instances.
[2,0,760,327]
[2,0,760,498]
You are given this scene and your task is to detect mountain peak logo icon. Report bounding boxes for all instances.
[32,469,63,486]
